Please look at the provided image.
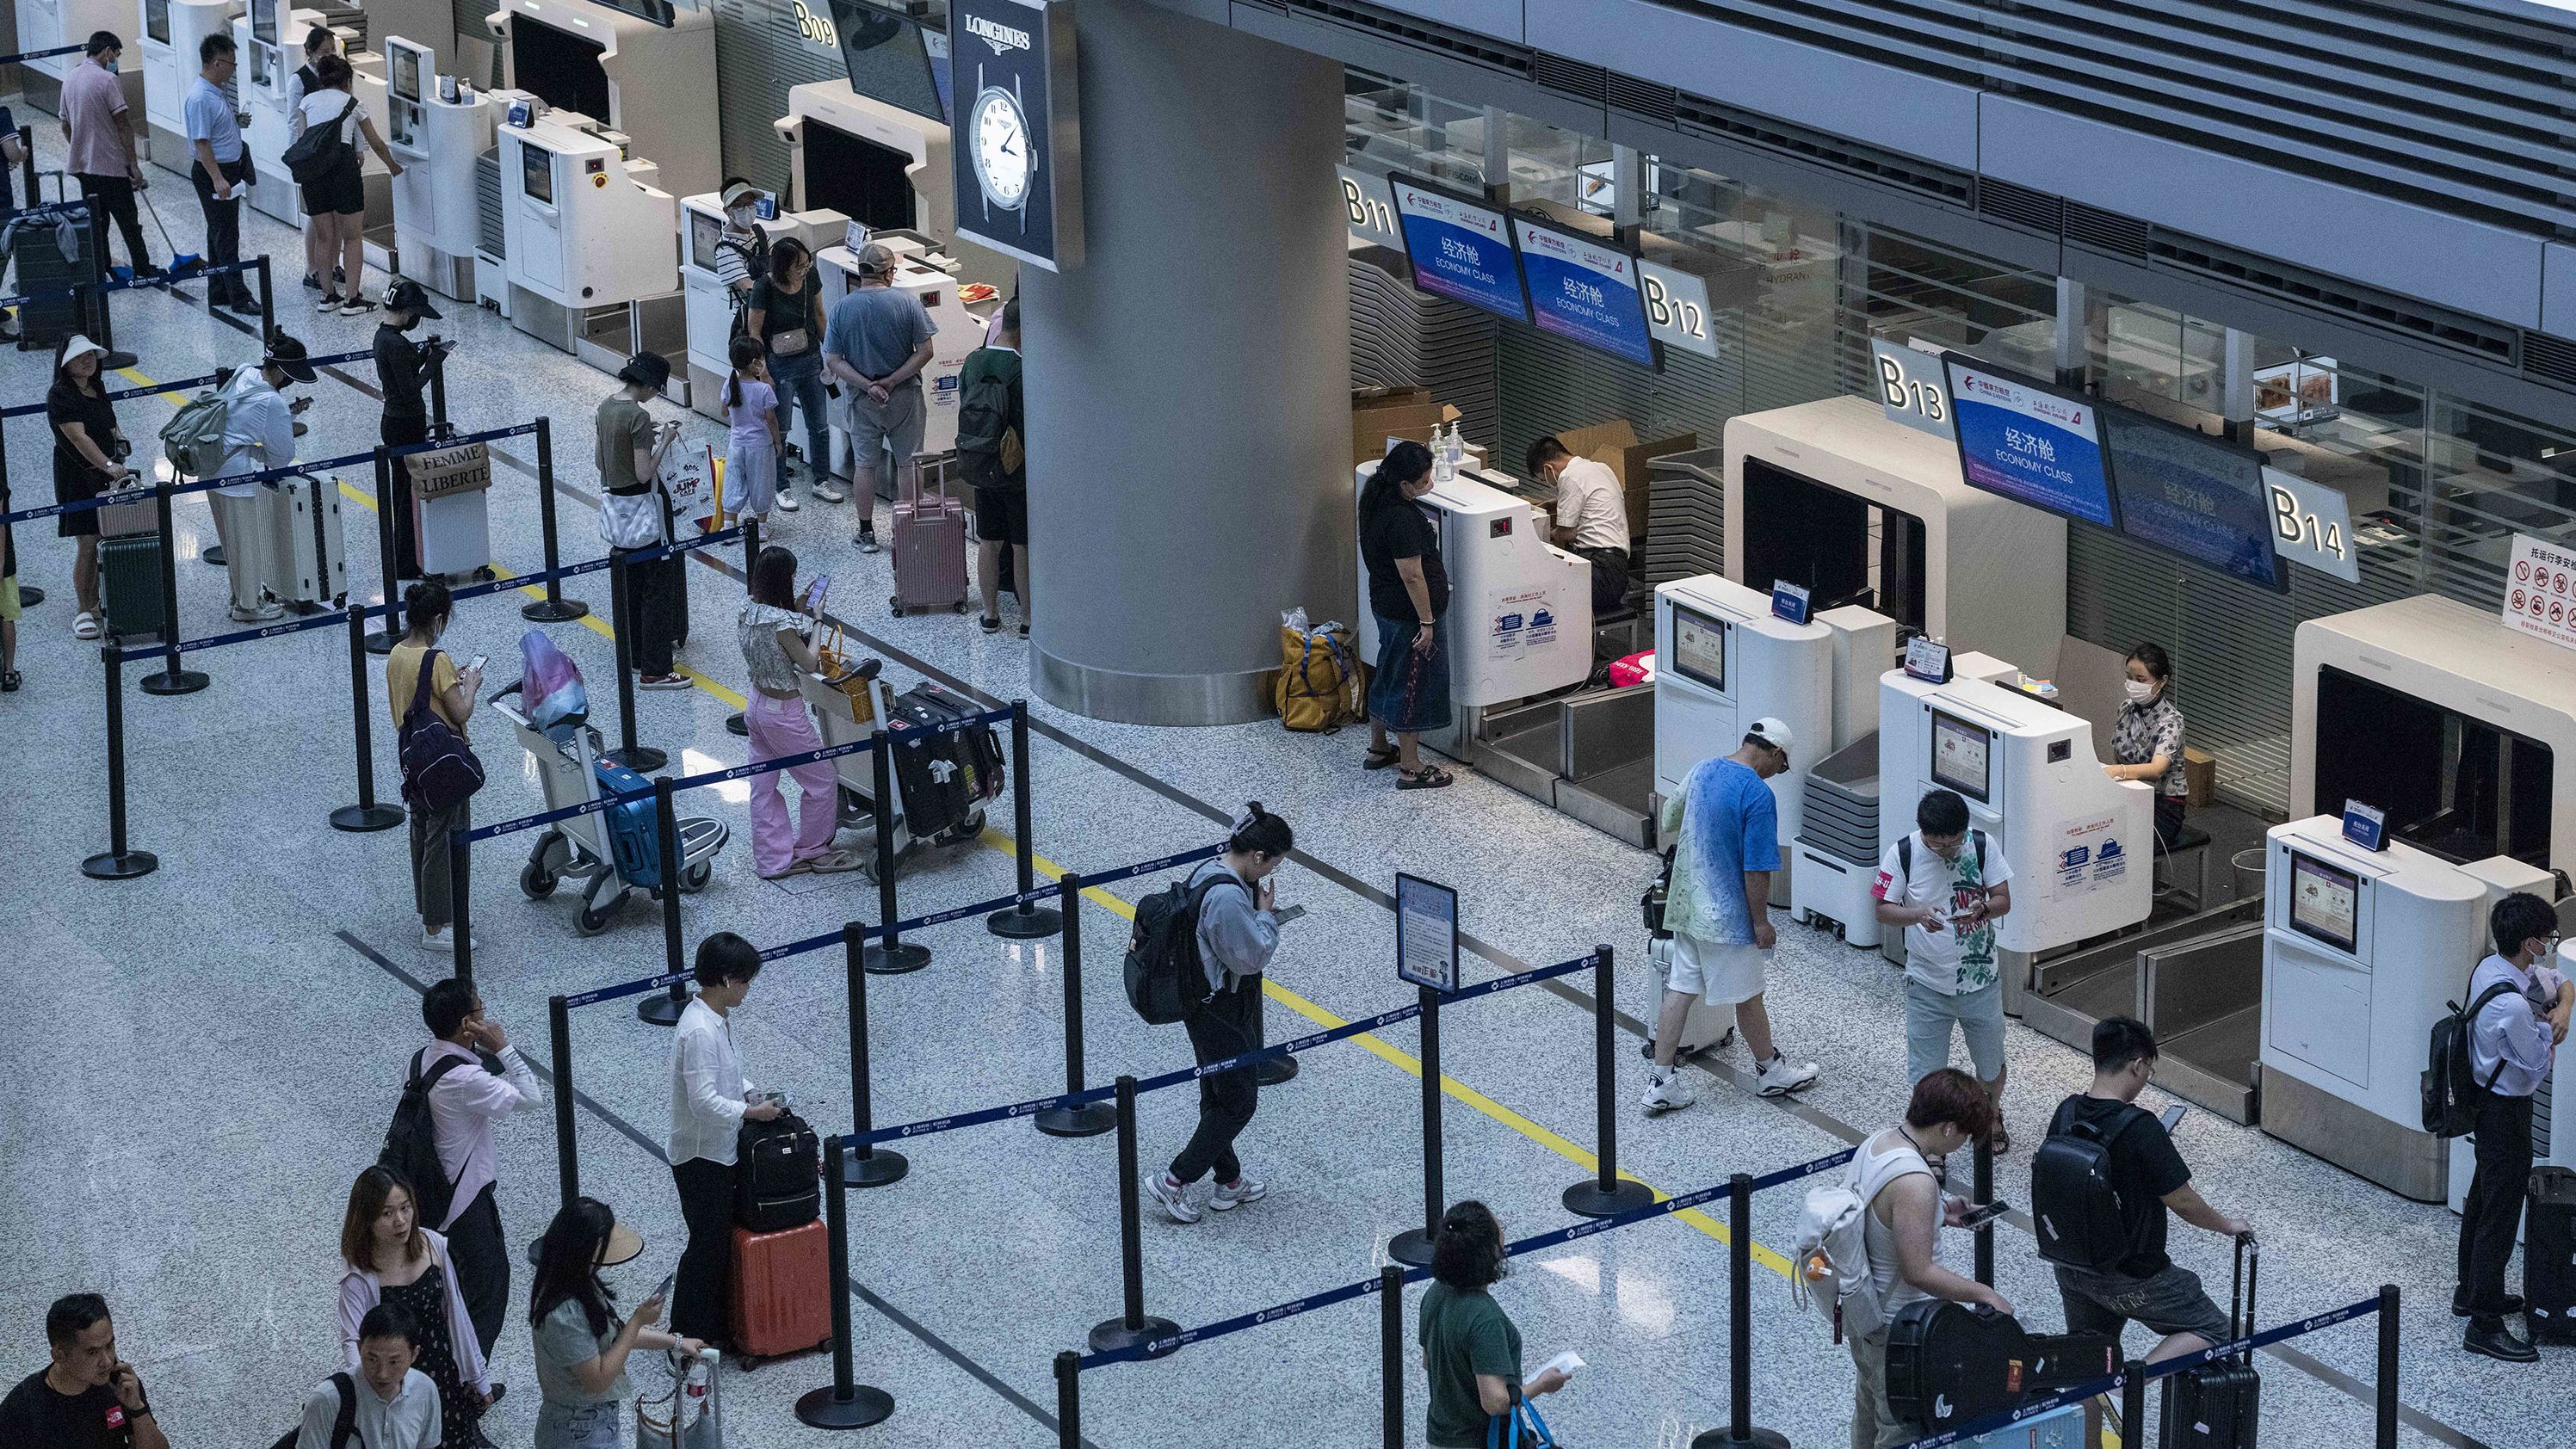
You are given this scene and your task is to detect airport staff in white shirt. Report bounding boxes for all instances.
[669,933,785,1349]
[1525,435,1632,614]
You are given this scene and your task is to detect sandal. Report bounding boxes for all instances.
[1397,764,1454,790]
[1987,1124,2012,1156]
[1363,745,1400,770]
[802,848,864,875]
[73,611,100,640]
[1,670,19,692]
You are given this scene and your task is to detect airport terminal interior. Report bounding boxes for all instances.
[7,0,2576,1446]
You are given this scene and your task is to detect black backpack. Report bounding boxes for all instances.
[2423,980,2520,1137]
[734,1107,821,1232]
[954,363,1020,491]
[2029,1102,2148,1272]
[268,1372,356,1449]
[1124,873,1238,1025]
[380,1048,473,1228]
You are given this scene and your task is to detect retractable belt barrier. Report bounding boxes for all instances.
[0,444,380,527]
[0,255,270,314]
[0,351,374,421]
[0,41,84,64]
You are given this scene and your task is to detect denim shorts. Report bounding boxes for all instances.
[2054,1261,2231,1346]
[1905,977,2005,1082]
[534,1397,625,1449]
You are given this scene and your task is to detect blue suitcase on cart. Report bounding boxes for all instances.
[596,760,669,891]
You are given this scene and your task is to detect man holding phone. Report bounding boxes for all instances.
[1874,788,2015,1149]
[0,1295,170,1448]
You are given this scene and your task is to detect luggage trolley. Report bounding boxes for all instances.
[497,699,731,934]
[795,663,991,883]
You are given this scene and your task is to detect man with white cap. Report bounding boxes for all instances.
[208,330,316,622]
[1644,715,1822,1112]
[819,241,935,556]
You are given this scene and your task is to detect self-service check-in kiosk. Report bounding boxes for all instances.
[485,0,717,203]
[143,0,239,169]
[773,78,1007,293]
[497,100,682,386]
[381,36,491,301]
[233,0,323,224]
[680,193,821,421]
[1652,573,1831,890]
[16,0,139,113]
[814,229,991,479]
[1725,396,2068,675]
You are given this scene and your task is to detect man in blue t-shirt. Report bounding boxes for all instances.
[820,241,935,555]
[183,34,259,313]
[1644,716,1822,1112]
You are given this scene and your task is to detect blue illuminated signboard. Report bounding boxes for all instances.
[1510,214,1654,367]
[1389,176,1529,325]
[2100,405,2286,592]
[1940,357,2118,528]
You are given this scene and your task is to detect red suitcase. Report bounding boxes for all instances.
[728,1221,832,1362]
[888,454,970,617]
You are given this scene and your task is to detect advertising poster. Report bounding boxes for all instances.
[1511,218,1654,367]
[1390,177,1530,324]
[2505,533,2576,652]
[1943,359,2118,527]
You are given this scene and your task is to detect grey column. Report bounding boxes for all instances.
[1020,0,1350,725]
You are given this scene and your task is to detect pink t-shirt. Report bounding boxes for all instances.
[61,59,128,178]
[726,376,776,448]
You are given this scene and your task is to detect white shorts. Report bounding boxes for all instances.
[1664,931,1769,1007]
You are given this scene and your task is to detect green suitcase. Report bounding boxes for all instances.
[101,534,168,643]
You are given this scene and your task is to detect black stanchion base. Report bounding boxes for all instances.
[842,1148,909,1188]
[521,597,590,623]
[201,544,225,565]
[637,990,690,1027]
[1386,1228,1437,1267]
[103,348,137,370]
[794,1384,894,1431]
[364,629,399,656]
[81,849,158,880]
[1087,1316,1179,1358]
[863,941,931,975]
[1257,1055,1300,1086]
[17,584,40,605]
[331,803,406,833]
[1033,1100,1118,1138]
[1561,1178,1658,1218]
[1689,1428,1790,1449]
[139,668,209,695]
[725,712,748,737]
[986,903,1063,940]
[605,745,669,774]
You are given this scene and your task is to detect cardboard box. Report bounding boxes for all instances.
[1553,419,1700,540]
[1351,386,1459,466]
[2184,746,2215,809]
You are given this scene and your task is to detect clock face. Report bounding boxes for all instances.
[971,89,1032,210]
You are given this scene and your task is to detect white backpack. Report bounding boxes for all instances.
[1790,1139,1928,1342]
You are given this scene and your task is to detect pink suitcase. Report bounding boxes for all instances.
[888,454,971,617]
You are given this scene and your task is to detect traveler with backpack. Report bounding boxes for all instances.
[287,26,337,293]
[1643,718,1821,1112]
[337,1165,497,1447]
[669,932,787,1344]
[0,1293,170,1449]
[744,237,830,513]
[2036,1017,2246,1365]
[293,53,402,314]
[957,297,1028,636]
[1359,441,1453,789]
[1141,804,1294,1224]
[388,581,483,953]
[1873,787,2016,1148]
[46,334,130,642]
[293,1303,440,1449]
[2453,891,2571,1363]
[413,977,547,1359]
[528,1199,704,1449]
[1417,1200,1571,1449]
[1834,1069,2011,1449]
[207,330,317,622]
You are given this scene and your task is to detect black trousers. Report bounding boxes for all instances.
[188,157,254,303]
[445,1183,510,1358]
[1578,546,1631,616]
[384,412,429,580]
[615,549,683,675]
[1171,977,1261,1186]
[2458,1088,2536,1322]
[671,1157,736,1344]
[72,172,150,271]
[2153,795,2187,854]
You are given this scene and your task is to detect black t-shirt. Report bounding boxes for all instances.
[748,274,819,351]
[2049,1094,2191,1277]
[47,379,119,494]
[0,106,18,211]
[374,324,428,419]
[1360,497,1449,625]
[0,1371,135,1447]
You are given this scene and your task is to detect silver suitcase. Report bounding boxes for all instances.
[264,473,348,608]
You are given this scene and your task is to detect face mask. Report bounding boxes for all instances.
[728,207,755,226]
[2124,679,2155,702]
[102,57,119,72]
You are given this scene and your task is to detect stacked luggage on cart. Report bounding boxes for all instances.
[795,663,1005,879]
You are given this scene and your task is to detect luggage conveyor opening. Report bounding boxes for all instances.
[2017,895,2265,1123]
[1473,683,1657,846]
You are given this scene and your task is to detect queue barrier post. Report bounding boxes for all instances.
[636,780,690,1026]
[255,254,275,342]
[1690,1172,1789,1449]
[862,734,930,973]
[365,447,402,653]
[139,480,209,695]
[1034,872,1116,1138]
[331,604,404,831]
[1564,943,1653,1218]
[987,699,1062,939]
[840,922,908,1187]
[449,826,474,990]
[1380,1264,1404,1449]
[1088,1075,1177,1355]
[1253,982,1298,1087]
[794,1135,896,1429]
[81,642,158,879]
[2120,1360,2145,1449]
[1053,1352,1080,1449]
[2375,1285,2399,1449]
[1384,985,1444,1267]
[549,995,580,1212]
[522,417,589,622]
[601,548,666,772]
[1972,1134,1995,1287]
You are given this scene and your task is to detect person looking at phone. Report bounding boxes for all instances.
[2046,1016,2248,1366]
[528,1199,703,1449]
[668,933,786,1348]
[738,546,862,879]
[0,1293,169,1448]
[1143,804,1293,1224]
[596,352,689,690]
[418,977,546,1360]
[388,580,480,953]
[1873,787,2016,1150]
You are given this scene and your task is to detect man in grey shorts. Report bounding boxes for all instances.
[820,242,936,555]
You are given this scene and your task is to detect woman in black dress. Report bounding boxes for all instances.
[338,1166,500,1447]
[46,333,132,641]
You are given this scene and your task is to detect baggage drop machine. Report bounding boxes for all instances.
[381,34,492,301]
[495,99,683,387]
[1651,573,1832,898]
[232,0,323,224]
[143,0,239,170]
[16,0,138,114]
[485,0,717,200]
[774,73,1008,293]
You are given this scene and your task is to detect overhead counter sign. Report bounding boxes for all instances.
[1388,175,1529,325]
[1510,214,1654,368]
[1337,165,1404,251]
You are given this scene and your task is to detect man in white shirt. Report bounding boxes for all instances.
[1873,788,2016,1147]
[2457,891,2573,1363]
[669,933,785,1345]
[1525,435,1633,614]
[417,977,545,1359]
[207,332,314,622]
[183,34,258,314]
[297,1303,439,1449]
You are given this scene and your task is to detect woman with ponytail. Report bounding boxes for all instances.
[388,579,479,953]
[1142,803,1294,1224]
[1418,1200,1569,1448]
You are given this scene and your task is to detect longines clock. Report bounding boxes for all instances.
[949,0,1082,270]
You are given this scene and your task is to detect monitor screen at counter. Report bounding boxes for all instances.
[2102,405,2286,592]
[1942,357,2118,528]
[1930,707,1992,802]
[392,46,423,103]
[831,0,947,123]
[2287,850,2360,954]
[1510,213,1654,368]
[521,144,554,205]
[1669,603,1727,693]
[1389,176,1530,325]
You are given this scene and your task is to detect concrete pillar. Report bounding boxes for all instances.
[1020,0,1349,724]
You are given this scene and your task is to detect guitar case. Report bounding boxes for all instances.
[1886,1299,2117,1434]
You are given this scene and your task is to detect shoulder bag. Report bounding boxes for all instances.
[398,648,486,811]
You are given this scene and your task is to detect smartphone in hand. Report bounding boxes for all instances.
[1956,1199,2011,1231]
[2159,1103,2188,1133]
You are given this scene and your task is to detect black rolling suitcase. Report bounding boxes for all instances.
[2528,1166,2576,1344]
[7,188,100,351]
[886,682,1004,841]
[733,1107,820,1232]
[2160,1235,2259,1448]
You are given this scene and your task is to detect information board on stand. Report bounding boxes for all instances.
[1395,872,1460,993]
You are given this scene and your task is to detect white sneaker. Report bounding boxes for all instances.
[420,928,480,953]
[777,490,800,513]
[1143,1171,1200,1224]
[1755,1054,1822,1097]
[229,601,285,623]
[812,481,848,504]
[1640,1070,1697,1115]
[1208,1173,1267,1211]
[854,531,881,555]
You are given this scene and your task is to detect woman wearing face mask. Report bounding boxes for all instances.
[712,180,768,302]
[2104,641,2189,851]
[389,579,482,953]
[338,1165,498,1447]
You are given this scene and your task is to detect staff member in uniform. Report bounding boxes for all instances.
[375,279,443,581]
[2103,642,2189,851]
[1525,435,1632,614]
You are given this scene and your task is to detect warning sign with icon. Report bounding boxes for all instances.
[2504,533,2576,654]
